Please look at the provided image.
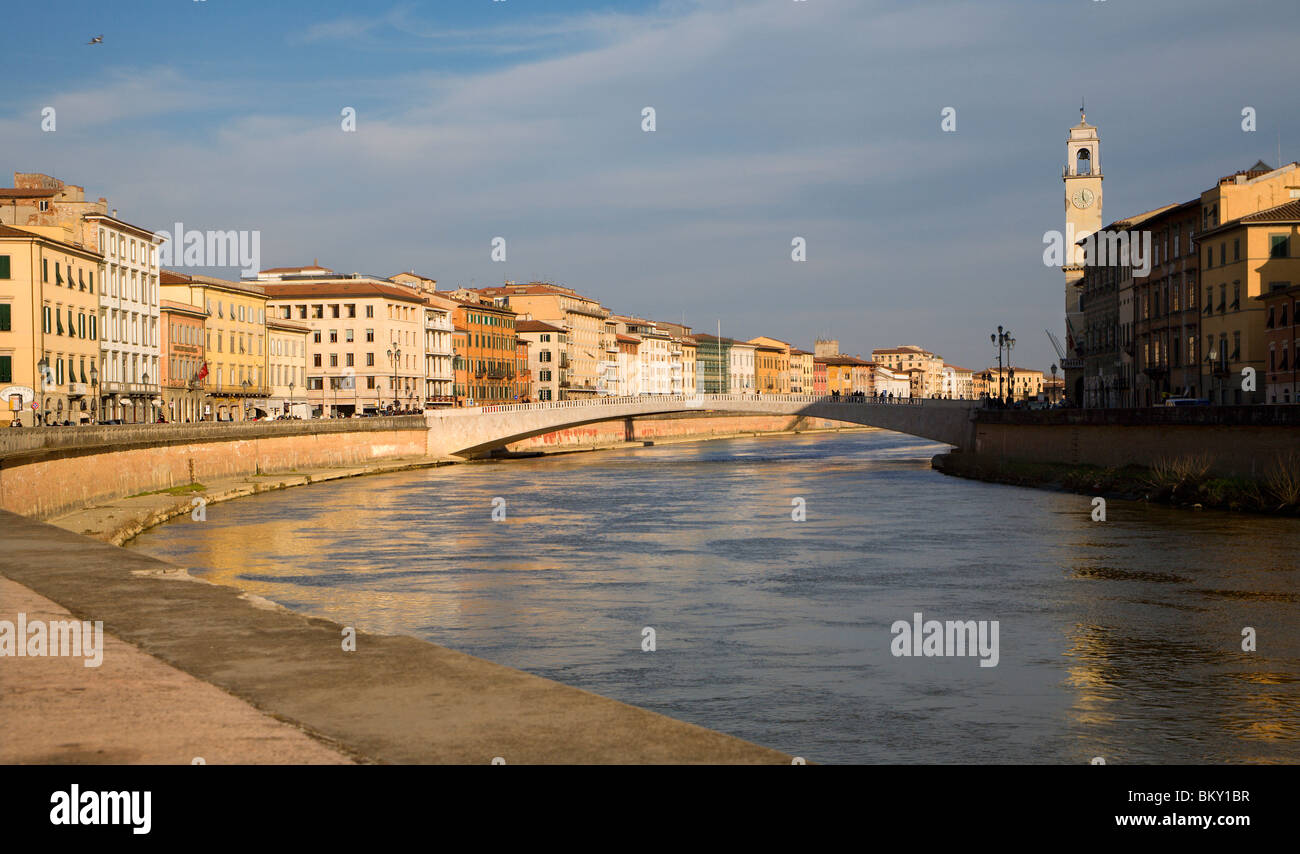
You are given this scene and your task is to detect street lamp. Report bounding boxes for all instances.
[1050,363,1058,405]
[387,348,401,409]
[89,363,98,424]
[37,357,50,426]
[141,371,150,423]
[288,380,295,418]
[989,326,1015,404]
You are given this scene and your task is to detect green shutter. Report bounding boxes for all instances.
[0,255,9,279]
[0,304,9,331]
[0,356,10,383]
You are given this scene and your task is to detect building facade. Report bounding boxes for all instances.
[162,271,270,420]
[160,299,207,423]
[259,275,422,416]
[1259,283,1300,404]
[0,224,103,425]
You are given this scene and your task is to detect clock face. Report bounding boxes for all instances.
[1072,188,1096,209]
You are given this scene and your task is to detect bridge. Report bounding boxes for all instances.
[425,393,977,458]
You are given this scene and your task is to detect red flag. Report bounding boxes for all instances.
[196,362,209,381]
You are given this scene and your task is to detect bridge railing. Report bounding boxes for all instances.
[435,393,936,417]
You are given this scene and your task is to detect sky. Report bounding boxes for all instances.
[3,0,1299,373]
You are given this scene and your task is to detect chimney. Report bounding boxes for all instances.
[111,209,118,218]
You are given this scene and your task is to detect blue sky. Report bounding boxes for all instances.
[4,0,1299,372]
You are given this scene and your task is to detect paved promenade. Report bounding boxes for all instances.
[1,459,792,764]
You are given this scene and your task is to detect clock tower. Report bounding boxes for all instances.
[1062,104,1102,398]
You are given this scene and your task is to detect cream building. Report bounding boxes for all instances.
[0,224,103,425]
[260,273,427,416]
[267,318,310,417]
[789,349,814,394]
[872,346,945,397]
[518,319,568,402]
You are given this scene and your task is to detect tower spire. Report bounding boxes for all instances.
[1080,97,1086,123]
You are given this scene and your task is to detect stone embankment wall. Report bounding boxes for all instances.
[972,407,1300,478]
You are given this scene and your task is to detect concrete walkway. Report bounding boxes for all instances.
[0,577,354,764]
[2,466,792,762]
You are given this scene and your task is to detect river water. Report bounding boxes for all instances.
[128,430,1300,764]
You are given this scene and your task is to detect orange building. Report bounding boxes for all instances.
[159,299,207,422]
[450,295,519,404]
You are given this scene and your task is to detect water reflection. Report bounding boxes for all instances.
[130,431,1300,763]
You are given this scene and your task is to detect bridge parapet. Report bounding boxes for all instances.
[426,394,973,457]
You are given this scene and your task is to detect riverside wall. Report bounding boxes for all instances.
[972,407,1300,478]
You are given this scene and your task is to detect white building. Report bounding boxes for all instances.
[940,364,975,399]
[875,365,911,398]
[89,214,161,422]
[729,341,756,393]
[422,294,456,406]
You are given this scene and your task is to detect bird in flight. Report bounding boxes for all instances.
[87,35,103,45]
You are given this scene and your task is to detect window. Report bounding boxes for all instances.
[329,354,338,367]
[313,354,322,367]
[345,353,354,367]
[0,255,9,279]
[0,304,8,331]
[329,330,338,343]
[0,356,10,383]
[331,304,340,318]
[365,305,374,318]
[1271,234,1290,259]
[345,329,354,342]
[313,331,321,343]
[366,329,374,342]
[42,259,48,282]
[366,353,374,367]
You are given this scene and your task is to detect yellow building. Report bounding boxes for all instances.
[161,270,270,421]
[1197,198,1300,404]
[748,336,791,393]
[680,338,697,395]
[0,224,103,425]
[980,366,1045,402]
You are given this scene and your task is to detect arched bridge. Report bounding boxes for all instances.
[425,394,977,458]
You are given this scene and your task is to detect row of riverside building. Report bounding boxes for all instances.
[1059,111,1300,407]
[1,171,1056,425]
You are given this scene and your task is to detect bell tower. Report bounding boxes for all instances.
[1062,103,1102,397]
[1064,102,1103,273]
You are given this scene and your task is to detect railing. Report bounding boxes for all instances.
[451,393,934,416]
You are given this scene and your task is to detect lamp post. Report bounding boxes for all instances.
[89,363,98,424]
[387,348,401,409]
[989,326,1015,404]
[1050,363,1058,405]
[288,380,295,418]
[141,371,150,423]
[37,357,50,426]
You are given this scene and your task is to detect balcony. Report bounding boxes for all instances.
[102,381,159,396]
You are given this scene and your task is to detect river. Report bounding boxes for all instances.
[128,430,1300,763]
